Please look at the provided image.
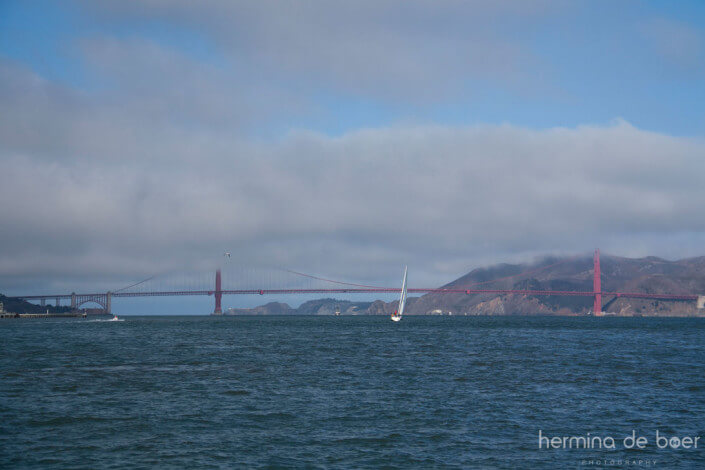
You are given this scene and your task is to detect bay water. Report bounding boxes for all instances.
[2,316,704,468]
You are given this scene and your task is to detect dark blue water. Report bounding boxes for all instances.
[2,316,704,469]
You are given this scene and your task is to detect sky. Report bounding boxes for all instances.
[1,1,705,313]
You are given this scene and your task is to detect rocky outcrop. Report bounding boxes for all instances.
[224,302,292,315]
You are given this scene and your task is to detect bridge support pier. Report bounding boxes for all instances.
[40,298,46,307]
[593,249,602,316]
[71,292,76,310]
[55,297,60,307]
[106,292,112,315]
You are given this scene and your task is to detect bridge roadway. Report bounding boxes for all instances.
[16,288,699,301]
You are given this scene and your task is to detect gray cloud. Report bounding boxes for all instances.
[81,0,565,101]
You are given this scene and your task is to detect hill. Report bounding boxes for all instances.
[0,294,74,314]
[222,299,373,315]
[404,254,705,316]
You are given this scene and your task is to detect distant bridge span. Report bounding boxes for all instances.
[12,250,704,315]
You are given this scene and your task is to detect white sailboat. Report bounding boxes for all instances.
[391,266,407,322]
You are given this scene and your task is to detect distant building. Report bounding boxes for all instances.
[0,302,4,313]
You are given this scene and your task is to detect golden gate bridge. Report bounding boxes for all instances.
[11,250,703,316]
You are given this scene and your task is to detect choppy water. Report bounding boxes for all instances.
[1,316,704,469]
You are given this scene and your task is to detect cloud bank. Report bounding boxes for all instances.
[2,55,704,293]
[1,1,705,298]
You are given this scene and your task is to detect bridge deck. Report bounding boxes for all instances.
[14,289,698,301]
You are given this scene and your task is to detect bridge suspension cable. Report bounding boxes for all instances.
[283,269,385,289]
[114,275,157,293]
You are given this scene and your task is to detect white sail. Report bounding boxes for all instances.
[398,266,408,316]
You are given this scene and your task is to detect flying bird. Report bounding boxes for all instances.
[224,252,231,258]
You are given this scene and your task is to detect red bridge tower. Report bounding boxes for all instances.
[593,249,601,316]
[214,269,222,314]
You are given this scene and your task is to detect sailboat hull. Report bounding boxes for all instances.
[390,315,402,322]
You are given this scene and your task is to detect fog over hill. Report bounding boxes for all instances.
[406,254,705,316]
[227,254,705,317]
